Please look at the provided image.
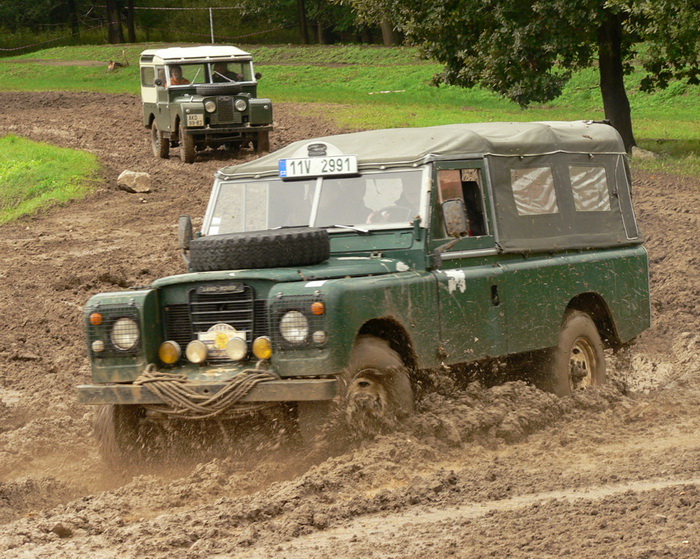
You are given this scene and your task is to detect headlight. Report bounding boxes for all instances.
[280,310,308,343]
[234,98,247,111]
[204,100,217,113]
[110,318,139,350]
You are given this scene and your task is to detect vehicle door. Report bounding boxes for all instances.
[154,65,170,131]
[430,161,507,364]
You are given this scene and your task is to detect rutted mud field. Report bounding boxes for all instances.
[0,92,698,558]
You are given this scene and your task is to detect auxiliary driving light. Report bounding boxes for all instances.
[186,340,208,364]
[159,340,181,364]
[225,337,248,361]
[252,336,272,360]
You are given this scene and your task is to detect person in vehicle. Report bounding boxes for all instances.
[169,65,190,85]
[212,62,242,82]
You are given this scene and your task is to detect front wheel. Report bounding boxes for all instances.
[178,122,195,163]
[93,404,152,465]
[545,310,606,396]
[151,121,169,158]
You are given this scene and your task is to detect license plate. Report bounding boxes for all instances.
[279,155,358,179]
[186,114,204,127]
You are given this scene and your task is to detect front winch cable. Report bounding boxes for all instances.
[134,364,279,419]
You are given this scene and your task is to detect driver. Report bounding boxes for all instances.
[169,65,190,85]
[212,62,242,82]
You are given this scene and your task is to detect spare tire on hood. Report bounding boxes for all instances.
[188,227,330,272]
[195,83,243,96]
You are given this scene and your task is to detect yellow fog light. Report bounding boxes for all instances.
[159,340,181,364]
[252,336,272,360]
[226,337,247,361]
[186,340,208,364]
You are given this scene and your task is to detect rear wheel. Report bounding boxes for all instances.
[179,122,195,163]
[541,310,606,396]
[151,121,169,158]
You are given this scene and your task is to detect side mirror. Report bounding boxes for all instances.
[154,78,163,87]
[441,198,470,238]
[255,72,262,80]
[178,215,193,250]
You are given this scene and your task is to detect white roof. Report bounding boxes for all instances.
[140,46,251,64]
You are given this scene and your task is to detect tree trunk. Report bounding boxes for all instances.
[380,20,396,46]
[297,0,310,44]
[126,0,137,43]
[67,0,80,37]
[597,11,636,152]
[106,0,125,44]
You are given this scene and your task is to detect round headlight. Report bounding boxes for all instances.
[234,98,247,111]
[110,318,139,350]
[225,337,248,361]
[186,340,209,364]
[252,336,272,360]
[159,340,181,364]
[204,100,217,113]
[280,310,308,343]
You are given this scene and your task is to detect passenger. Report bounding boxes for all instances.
[169,65,190,86]
[212,62,242,82]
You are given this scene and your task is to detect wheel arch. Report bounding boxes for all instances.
[357,318,417,371]
[566,292,621,349]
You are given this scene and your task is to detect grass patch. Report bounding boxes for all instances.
[0,135,100,224]
[0,43,698,177]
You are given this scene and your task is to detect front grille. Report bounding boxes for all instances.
[215,97,242,124]
[163,284,269,363]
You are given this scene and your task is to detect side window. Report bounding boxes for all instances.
[141,66,155,87]
[510,167,559,216]
[570,166,612,212]
[437,168,488,236]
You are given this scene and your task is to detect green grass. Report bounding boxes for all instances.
[0,43,698,179]
[0,135,100,224]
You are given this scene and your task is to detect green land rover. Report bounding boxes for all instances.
[140,45,273,163]
[78,121,650,455]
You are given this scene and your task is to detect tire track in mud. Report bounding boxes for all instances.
[242,477,700,558]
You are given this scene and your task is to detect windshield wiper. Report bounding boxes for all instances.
[325,224,370,234]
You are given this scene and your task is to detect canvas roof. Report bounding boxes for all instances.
[218,121,625,179]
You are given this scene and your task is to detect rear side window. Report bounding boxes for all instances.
[570,166,611,212]
[141,66,155,87]
[510,167,559,216]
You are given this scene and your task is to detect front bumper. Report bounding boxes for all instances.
[77,377,337,406]
[184,124,273,136]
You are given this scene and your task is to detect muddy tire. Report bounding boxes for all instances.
[188,227,330,272]
[540,310,606,396]
[254,130,270,154]
[151,121,169,158]
[179,122,195,164]
[93,404,151,465]
[298,336,414,443]
[195,83,243,96]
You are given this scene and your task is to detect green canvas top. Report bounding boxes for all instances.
[218,121,625,179]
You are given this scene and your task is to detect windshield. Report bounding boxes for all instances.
[204,169,424,235]
[166,61,254,86]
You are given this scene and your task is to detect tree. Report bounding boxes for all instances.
[345,0,700,152]
[105,0,124,44]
